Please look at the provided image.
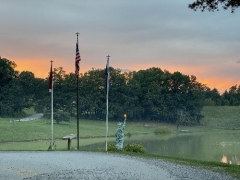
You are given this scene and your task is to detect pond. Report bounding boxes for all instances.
[81,132,240,165]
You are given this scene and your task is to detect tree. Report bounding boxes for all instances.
[80,68,106,120]
[189,0,240,12]
[0,56,210,124]
[204,88,221,106]
[128,67,165,121]
[0,57,17,87]
[0,57,19,116]
[108,68,128,120]
[126,68,206,124]
[18,71,36,107]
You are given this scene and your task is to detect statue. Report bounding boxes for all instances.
[115,114,127,150]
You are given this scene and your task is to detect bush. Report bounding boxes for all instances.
[123,143,146,153]
[154,126,171,134]
[107,143,146,153]
[54,112,70,124]
[45,111,71,124]
[107,143,118,151]
[47,141,57,150]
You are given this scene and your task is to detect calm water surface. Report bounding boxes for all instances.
[81,133,240,165]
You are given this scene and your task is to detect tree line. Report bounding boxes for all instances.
[0,57,239,125]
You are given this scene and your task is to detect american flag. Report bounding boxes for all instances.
[75,42,81,77]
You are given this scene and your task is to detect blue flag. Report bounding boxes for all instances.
[105,60,110,92]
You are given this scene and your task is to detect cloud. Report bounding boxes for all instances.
[1,0,240,94]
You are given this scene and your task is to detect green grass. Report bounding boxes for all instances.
[1,106,240,145]
[154,126,172,134]
[1,106,240,178]
[201,106,240,129]
[0,137,116,151]
[0,118,159,143]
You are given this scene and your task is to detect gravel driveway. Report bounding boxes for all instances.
[0,151,238,180]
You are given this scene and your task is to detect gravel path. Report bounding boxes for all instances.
[15,113,44,122]
[0,151,238,180]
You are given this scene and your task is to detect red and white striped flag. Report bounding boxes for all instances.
[48,63,53,92]
[75,42,81,77]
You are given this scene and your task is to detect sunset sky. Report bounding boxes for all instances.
[1,0,240,94]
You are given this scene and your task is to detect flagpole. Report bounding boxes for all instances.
[77,73,79,150]
[76,32,80,150]
[50,60,54,150]
[106,55,110,151]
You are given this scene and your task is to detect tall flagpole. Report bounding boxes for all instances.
[77,73,79,150]
[50,60,54,150]
[106,55,110,151]
[76,32,80,150]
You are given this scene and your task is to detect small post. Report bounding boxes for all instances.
[67,138,71,150]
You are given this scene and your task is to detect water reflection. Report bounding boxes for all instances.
[220,141,240,165]
[81,133,240,165]
[221,155,227,163]
[221,155,240,165]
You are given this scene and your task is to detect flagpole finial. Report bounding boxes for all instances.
[76,32,80,42]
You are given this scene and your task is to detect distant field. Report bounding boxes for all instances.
[0,106,240,150]
[201,106,240,129]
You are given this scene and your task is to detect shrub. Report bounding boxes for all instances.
[154,126,171,134]
[107,143,118,151]
[47,141,57,150]
[123,143,146,153]
[54,112,70,124]
[107,143,146,153]
[45,111,71,124]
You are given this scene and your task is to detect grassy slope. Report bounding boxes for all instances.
[201,106,240,129]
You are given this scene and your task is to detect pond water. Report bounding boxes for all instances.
[81,132,240,165]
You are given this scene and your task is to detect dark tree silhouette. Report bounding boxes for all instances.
[189,0,240,12]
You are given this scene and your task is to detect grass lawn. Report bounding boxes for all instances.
[1,106,240,178]
[0,118,160,142]
[0,117,167,150]
[201,106,240,129]
[1,106,240,149]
